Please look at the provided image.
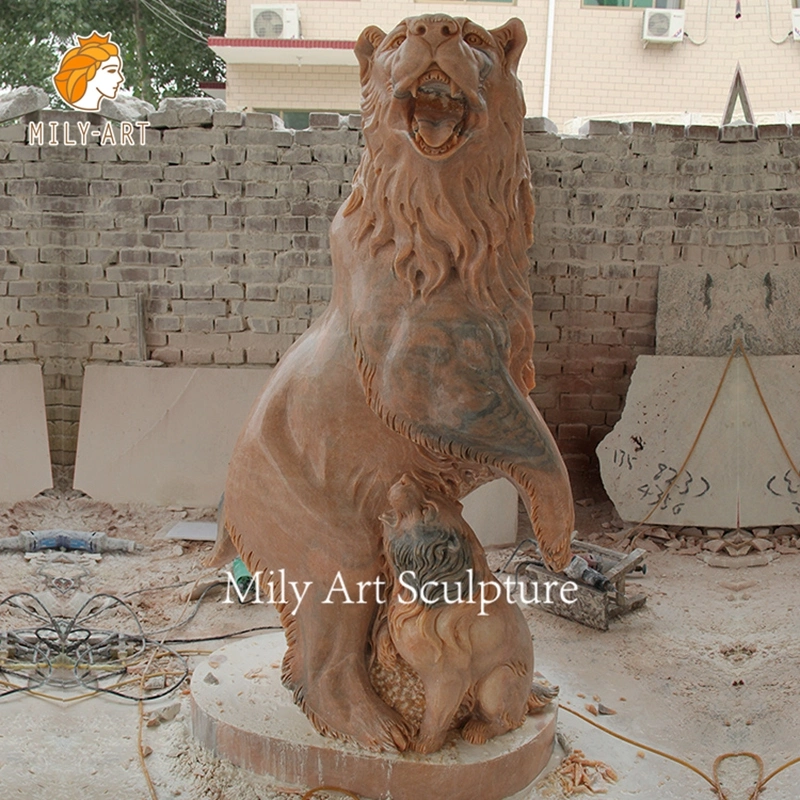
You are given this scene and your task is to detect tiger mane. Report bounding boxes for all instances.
[343,73,536,314]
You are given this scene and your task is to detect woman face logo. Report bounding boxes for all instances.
[53,31,126,112]
[92,56,124,101]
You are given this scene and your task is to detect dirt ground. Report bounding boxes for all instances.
[1,487,799,800]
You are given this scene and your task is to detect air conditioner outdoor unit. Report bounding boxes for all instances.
[251,5,301,39]
[642,9,685,44]
[792,8,800,41]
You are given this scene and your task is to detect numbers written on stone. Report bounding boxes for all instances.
[636,465,711,516]
[765,470,800,513]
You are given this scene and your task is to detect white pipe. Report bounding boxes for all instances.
[542,0,556,119]
[685,0,711,45]
[766,0,791,44]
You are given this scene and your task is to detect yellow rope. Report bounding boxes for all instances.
[620,337,800,545]
[559,704,718,790]
[739,346,800,480]
[302,788,361,800]
[135,647,162,800]
[618,339,742,546]
[561,702,800,800]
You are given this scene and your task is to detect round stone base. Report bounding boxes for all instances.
[191,633,557,800]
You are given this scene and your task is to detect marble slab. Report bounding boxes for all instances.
[656,265,800,357]
[462,478,519,548]
[0,364,52,502]
[73,365,270,507]
[597,355,800,528]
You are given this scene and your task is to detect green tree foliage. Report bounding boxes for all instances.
[0,0,225,105]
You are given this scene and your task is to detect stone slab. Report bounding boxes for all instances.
[191,634,555,800]
[0,86,49,123]
[597,355,800,528]
[0,364,52,502]
[462,478,519,548]
[99,92,155,122]
[656,265,800,356]
[73,365,270,507]
[162,521,217,541]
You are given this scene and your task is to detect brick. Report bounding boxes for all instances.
[184,145,213,164]
[228,129,293,146]
[184,316,214,333]
[148,216,178,231]
[244,145,279,164]
[214,283,244,299]
[212,250,243,266]
[244,112,278,129]
[153,315,181,332]
[183,348,214,364]
[7,280,37,296]
[591,394,620,411]
[246,284,278,300]
[213,347,245,364]
[213,111,244,127]
[163,198,225,215]
[246,317,279,334]
[177,215,209,231]
[214,317,245,332]
[183,283,213,299]
[309,113,341,129]
[558,423,588,439]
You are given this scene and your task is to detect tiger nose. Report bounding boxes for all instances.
[409,15,459,49]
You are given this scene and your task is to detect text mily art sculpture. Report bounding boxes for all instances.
[215,14,575,754]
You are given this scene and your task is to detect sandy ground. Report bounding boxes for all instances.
[1,490,799,800]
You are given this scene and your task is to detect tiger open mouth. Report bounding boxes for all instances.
[406,67,469,157]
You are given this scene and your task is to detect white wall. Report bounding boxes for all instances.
[223,0,800,127]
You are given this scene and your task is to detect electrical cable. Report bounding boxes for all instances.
[765,0,792,44]
[143,581,227,637]
[139,0,208,44]
[0,591,189,701]
[684,0,711,45]
[149,0,212,37]
[123,581,192,598]
[560,703,800,800]
[149,0,218,29]
[161,625,281,644]
[302,788,361,800]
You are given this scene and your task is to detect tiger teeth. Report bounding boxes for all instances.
[413,129,461,156]
[414,69,462,97]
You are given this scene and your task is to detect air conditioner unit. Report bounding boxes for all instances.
[251,5,301,39]
[792,8,800,41]
[642,9,685,44]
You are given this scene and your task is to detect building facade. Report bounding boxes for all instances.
[211,0,800,130]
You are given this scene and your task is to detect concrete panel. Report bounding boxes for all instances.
[656,265,800,357]
[0,364,52,502]
[73,365,270,507]
[462,478,519,548]
[597,355,800,528]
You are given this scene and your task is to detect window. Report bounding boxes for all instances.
[582,0,682,8]
[256,110,359,130]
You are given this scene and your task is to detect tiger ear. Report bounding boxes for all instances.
[489,18,527,73]
[380,510,398,528]
[420,501,437,522]
[355,25,386,83]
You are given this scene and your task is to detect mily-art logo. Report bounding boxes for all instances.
[29,30,150,148]
[53,31,124,111]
